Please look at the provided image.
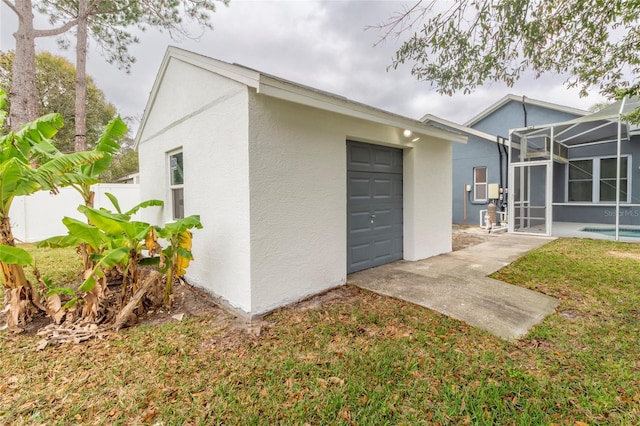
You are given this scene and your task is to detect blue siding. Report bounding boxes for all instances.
[472,102,582,136]
[451,135,505,224]
[450,97,640,227]
[449,99,583,225]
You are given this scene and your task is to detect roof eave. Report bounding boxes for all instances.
[134,46,261,150]
[257,76,466,144]
[421,113,499,144]
[135,46,466,148]
[465,94,589,127]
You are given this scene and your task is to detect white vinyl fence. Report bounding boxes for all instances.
[10,184,143,243]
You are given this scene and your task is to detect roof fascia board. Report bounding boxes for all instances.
[135,46,466,147]
[257,76,466,143]
[421,113,497,143]
[169,47,261,89]
[464,94,588,127]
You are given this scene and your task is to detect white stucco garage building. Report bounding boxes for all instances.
[135,47,466,318]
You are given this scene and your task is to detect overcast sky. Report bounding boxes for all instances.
[1,0,605,134]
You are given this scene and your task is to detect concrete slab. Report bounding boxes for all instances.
[348,233,559,340]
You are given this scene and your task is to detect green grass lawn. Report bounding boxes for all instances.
[1,238,639,425]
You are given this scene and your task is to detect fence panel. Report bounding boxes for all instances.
[10,184,143,243]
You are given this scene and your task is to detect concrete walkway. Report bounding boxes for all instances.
[348,233,560,340]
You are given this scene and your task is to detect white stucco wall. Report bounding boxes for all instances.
[403,140,453,259]
[247,93,454,315]
[138,55,455,317]
[138,58,253,313]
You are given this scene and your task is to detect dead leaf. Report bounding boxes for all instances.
[145,227,161,256]
[340,406,352,422]
[45,293,65,324]
[172,313,185,322]
[316,378,327,388]
[327,376,345,386]
[143,411,157,422]
[35,339,48,351]
[575,422,590,426]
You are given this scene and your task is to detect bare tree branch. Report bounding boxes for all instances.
[33,19,79,38]
[1,0,20,18]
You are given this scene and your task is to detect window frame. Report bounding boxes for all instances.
[567,159,594,202]
[566,155,631,204]
[473,166,488,203]
[168,149,184,220]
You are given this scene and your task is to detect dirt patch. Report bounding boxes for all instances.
[606,251,640,261]
[138,279,226,327]
[452,225,493,251]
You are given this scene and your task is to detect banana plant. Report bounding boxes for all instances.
[66,117,127,208]
[60,116,127,272]
[0,90,105,330]
[154,215,203,306]
[39,194,163,320]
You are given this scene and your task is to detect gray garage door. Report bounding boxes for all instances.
[347,141,403,273]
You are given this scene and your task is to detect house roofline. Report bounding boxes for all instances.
[134,46,466,149]
[421,113,499,143]
[464,94,589,128]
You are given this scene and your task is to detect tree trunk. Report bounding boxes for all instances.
[74,0,88,152]
[9,0,39,130]
[0,216,43,330]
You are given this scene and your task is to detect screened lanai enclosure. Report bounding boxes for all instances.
[508,96,640,240]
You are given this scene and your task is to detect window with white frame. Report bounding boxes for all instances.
[600,157,628,202]
[567,159,593,202]
[567,156,630,203]
[169,151,184,219]
[473,166,488,202]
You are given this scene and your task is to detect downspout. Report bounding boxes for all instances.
[496,135,503,189]
[522,95,528,127]
[496,136,503,210]
[497,136,509,210]
[501,138,509,190]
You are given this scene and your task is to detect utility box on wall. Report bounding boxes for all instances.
[488,183,500,199]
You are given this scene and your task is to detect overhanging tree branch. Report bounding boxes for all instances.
[34,19,79,38]
[1,0,20,17]
[377,0,640,106]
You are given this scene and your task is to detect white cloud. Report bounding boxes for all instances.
[0,0,607,134]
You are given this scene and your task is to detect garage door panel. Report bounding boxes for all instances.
[392,236,403,255]
[392,176,403,198]
[373,148,393,168]
[372,178,393,199]
[349,242,374,269]
[373,239,393,261]
[347,141,403,273]
[347,141,402,174]
[347,176,371,199]
[349,145,372,167]
[348,211,372,234]
[371,209,392,232]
